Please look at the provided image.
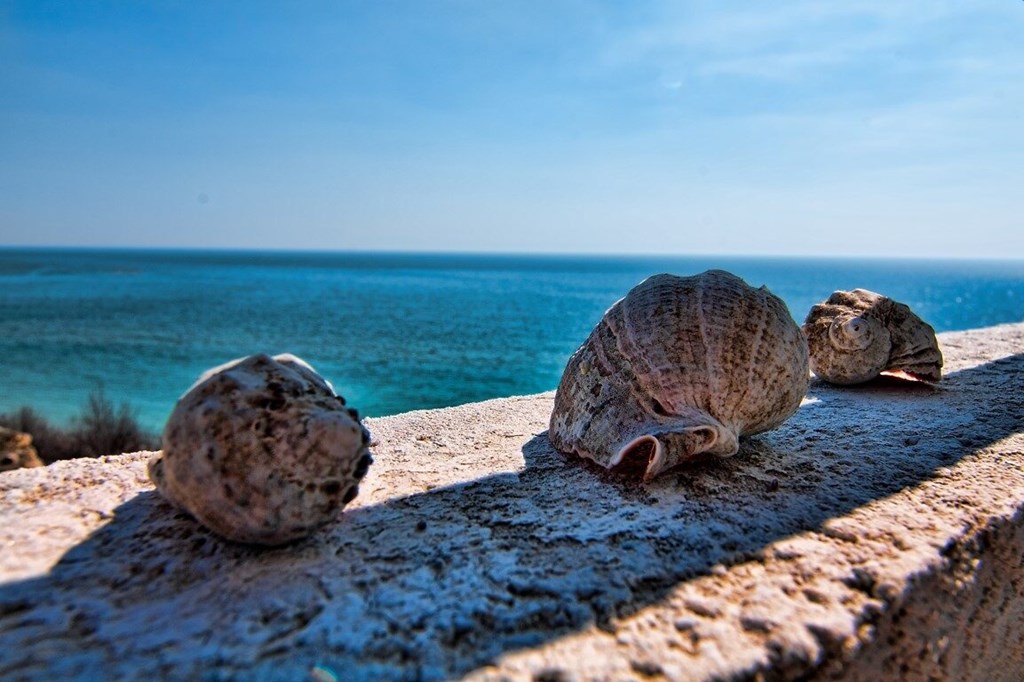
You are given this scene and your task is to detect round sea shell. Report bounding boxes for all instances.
[549,270,810,482]
[0,427,44,473]
[149,353,372,546]
[803,289,942,385]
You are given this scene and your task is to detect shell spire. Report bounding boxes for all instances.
[549,270,810,482]
[803,289,943,385]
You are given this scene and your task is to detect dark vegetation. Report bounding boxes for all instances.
[0,392,159,464]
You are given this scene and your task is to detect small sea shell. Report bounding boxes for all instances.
[0,426,44,473]
[149,353,372,546]
[803,289,942,385]
[549,270,810,482]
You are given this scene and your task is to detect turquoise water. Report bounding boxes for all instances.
[1,248,1022,432]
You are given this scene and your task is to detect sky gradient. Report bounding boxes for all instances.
[2,1,1022,258]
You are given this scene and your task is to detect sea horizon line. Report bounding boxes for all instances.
[2,244,1023,266]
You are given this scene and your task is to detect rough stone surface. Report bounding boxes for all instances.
[1,323,1023,681]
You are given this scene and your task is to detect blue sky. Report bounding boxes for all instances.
[1,1,1022,258]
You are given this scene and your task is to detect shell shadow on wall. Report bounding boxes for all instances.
[549,270,810,482]
[803,289,943,386]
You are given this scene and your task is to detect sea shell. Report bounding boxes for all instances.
[803,289,942,385]
[0,426,44,473]
[549,270,810,482]
[149,353,372,546]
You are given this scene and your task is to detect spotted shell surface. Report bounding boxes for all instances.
[149,353,372,546]
[803,289,943,385]
[549,270,810,482]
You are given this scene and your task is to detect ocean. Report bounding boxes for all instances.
[1,248,1022,433]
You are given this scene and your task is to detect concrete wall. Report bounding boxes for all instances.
[1,323,1022,681]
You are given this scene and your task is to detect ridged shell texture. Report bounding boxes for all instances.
[549,270,810,481]
[803,289,943,385]
[149,353,372,546]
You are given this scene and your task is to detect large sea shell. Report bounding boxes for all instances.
[149,353,372,546]
[803,289,942,385]
[549,270,810,482]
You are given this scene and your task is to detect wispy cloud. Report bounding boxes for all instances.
[608,1,1024,91]
[595,0,1024,188]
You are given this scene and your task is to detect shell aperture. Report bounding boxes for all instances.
[549,270,810,482]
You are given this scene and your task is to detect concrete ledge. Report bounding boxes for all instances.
[1,323,1023,681]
